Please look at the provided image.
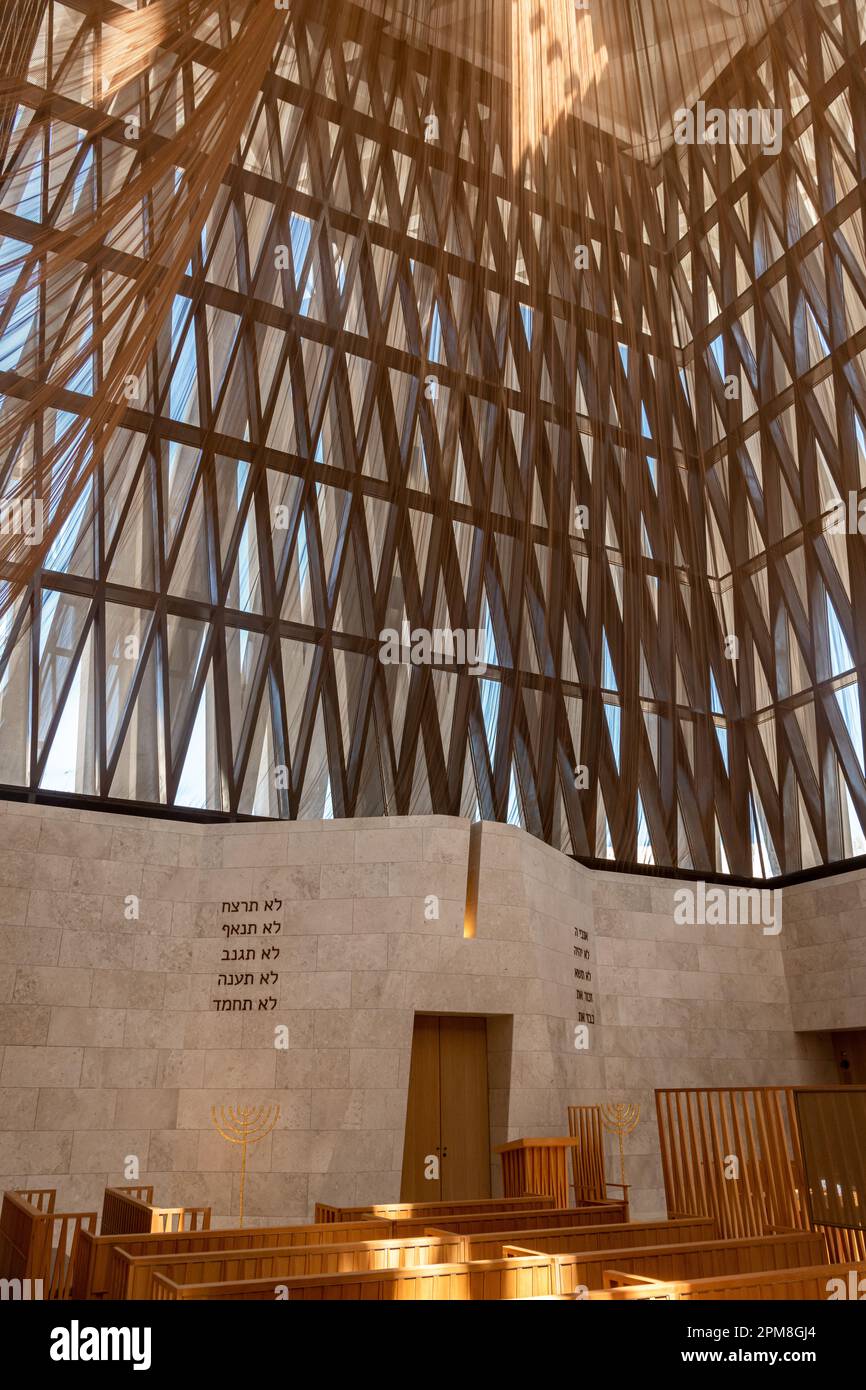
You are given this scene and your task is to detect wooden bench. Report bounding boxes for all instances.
[147,1233,828,1302]
[314,1195,554,1223]
[392,1202,627,1238]
[0,1190,97,1299]
[112,1232,468,1300]
[100,1186,211,1237]
[593,1260,866,1300]
[554,1231,826,1295]
[151,1251,559,1300]
[466,1216,716,1262]
[71,1218,391,1299]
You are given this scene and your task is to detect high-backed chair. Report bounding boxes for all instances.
[567,1105,630,1215]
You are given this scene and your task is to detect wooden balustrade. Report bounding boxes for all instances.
[72,1219,391,1299]
[112,1233,468,1300]
[655,1085,866,1263]
[0,1191,97,1299]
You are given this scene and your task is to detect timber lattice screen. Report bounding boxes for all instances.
[655,1086,866,1263]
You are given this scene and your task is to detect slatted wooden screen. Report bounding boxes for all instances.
[655,1087,866,1262]
[794,1087,866,1238]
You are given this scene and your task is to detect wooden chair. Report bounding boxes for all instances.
[567,1105,630,1214]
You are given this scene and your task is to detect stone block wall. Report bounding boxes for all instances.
[0,801,845,1223]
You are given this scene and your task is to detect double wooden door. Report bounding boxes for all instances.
[400,1014,491,1202]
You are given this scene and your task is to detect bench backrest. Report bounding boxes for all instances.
[595,1260,866,1301]
[151,1251,558,1301]
[465,1216,716,1261]
[114,1233,467,1299]
[555,1231,826,1294]
[71,1219,391,1299]
[14,1189,56,1214]
[392,1202,627,1237]
[314,1195,555,1223]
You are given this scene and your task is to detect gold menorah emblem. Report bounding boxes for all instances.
[210,1104,280,1227]
[600,1101,641,1191]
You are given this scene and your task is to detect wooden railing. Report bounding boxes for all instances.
[99,1187,210,1237]
[0,1191,97,1298]
[655,1086,866,1262]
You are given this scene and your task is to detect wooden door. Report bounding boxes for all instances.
[439,1016,491,1199]
[400,1015,441,1201]
[400,1015,491,1201]
[832,1030,866,1084]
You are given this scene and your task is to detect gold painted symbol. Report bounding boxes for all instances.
[210,1103,280,1227]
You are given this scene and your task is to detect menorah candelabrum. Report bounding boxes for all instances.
[210,1104,280,1227]
[600,1102,641,1192]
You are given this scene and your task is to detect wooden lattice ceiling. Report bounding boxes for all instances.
[0,0,865,879]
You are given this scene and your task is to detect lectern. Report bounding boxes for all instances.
[494,1137,582,1209]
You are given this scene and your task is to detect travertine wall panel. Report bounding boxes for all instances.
[0,802,845,1222]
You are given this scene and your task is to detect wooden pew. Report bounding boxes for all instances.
[151,1232,824,1301]
[99,1186,210,1237]
[151,1251,559,1300]
[314,1195,554,1223]
[113,1232,468,1300]
[554,1232,826,1295]
[466,1216,716,1261]
[0,1190,97,1299]
[594,1260,866,1300]
[392,1201,627,1238]
[71,1218,391,1299]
